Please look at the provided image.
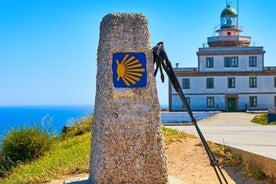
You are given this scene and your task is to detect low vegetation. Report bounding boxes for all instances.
[162,127,195,144]
[61,116,93,138]
[2,132,91,184]
[0,119,189,183]
[211,143,272,182]
[0,127,52,178]
[0,116,93,183]
[251,113,276,125]
[0,117,271,183]
[245,160,267,181]
[2,127,52,163]
[211,143,242,167]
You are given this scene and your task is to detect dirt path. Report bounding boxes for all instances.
[49,136,270,184]
[166,137,268,184]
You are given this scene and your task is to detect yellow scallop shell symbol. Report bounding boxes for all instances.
[116,54,145,87]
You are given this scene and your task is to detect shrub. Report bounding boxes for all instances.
[0,151,7,177]
[1,127,52,164]
[211,143,242,167]
[245,160,267,180]
[0,151,14,178]
[251,114,267,125]
[251,113,276,125]
[61,116,93,138]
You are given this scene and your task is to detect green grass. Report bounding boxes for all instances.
[0,132,91,184]
[211,143,270,181]
[211,143,242,167]
[1,127,52,164]
[0,123,271,183]
[245,160,267,180]
[61,116,93,138]
[0,116,93,184]
[162,127,195,144]
[3,120,271,183]
[0,125,189,183]
[251,113,276,125]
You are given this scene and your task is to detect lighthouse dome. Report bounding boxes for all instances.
[220,4,238,29]
[221,4,238,17]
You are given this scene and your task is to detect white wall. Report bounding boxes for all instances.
[170,75,276,111]
[199,54,263,72]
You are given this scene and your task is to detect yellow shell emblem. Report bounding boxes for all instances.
[114,53,146,87]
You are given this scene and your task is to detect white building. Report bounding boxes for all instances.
[169,4,276,112]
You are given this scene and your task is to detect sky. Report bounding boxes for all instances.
[0,0,275,106]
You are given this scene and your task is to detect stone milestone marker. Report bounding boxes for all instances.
[89,13,168,183]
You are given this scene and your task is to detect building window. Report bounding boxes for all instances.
[249,96,257,107]
[206,78,214,89]
[249,56,257,67]
[274,77,276,88]
[228,77,235,88]
[207,97,214,108]
[274,96,276,108]
[224,57,238,67]
[206,57,214,68]
[249,77,257,88]
[182,78,190,89]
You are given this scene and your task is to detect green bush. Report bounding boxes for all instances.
[0,151,14,178]
[245,160,267,180]
[211,143,242,167]
[251,113,276,125]
[251,114,267,125]
[61,116,93,138]
[1,127,52,164]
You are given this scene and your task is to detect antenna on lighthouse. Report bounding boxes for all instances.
[237,0,239,27]
[226,0,232,6]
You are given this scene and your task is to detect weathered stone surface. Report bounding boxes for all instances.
[89,13,168,183]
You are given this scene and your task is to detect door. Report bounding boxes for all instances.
[227,98,236,112]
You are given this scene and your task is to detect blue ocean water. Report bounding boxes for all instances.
[0,105,93,137]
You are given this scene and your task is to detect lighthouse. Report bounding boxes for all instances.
[208,4,250,47]
[169,4,276,112]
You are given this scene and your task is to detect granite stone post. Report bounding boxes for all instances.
[89,13,168,184]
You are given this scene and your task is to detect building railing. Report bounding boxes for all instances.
[207,35,251,43]
[173,67,198,72]
[198,46,263,52]
[197,46,265,55]
[264,66,276,70]
[171,103,274,112]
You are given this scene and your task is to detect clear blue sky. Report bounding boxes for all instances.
[0,0,275,106]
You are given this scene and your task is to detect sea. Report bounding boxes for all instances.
[0,105,215,139]
[0,105,94,137]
